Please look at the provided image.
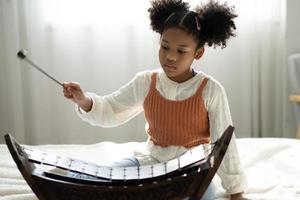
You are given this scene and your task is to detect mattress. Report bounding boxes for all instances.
[0,138,300,200]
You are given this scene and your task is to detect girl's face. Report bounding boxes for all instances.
[159,27,204,83]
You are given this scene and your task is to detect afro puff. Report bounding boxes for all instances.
[148,0,238,48]
[148,0,190,33]
[196,1,237,48]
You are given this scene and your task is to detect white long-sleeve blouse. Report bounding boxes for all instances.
[76,69,247,194]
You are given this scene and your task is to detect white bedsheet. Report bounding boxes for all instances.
[0,138,300,200]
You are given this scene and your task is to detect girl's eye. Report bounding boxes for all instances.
[161,45,169,50]
[178,50,186,54]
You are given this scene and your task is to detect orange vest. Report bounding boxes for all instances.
[143,73,210,148]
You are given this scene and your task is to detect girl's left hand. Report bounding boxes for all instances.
[230,193,249,200]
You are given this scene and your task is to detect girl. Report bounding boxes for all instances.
[63,0,247,199]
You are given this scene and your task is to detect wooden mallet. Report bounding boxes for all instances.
[17,49,63,86]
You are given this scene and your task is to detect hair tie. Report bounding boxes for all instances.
[195,16,201,31]
[165,12,176,23]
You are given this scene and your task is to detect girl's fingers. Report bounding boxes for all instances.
[63,82,86,103]
[65,87,82,97]
[63,86,85,101]
[64,93,73,99]
[63,85,80,94]
[63,87,75,99]
[63,82,82,91]
[63,91,72,97]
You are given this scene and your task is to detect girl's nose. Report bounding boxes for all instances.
[166,52,176,62]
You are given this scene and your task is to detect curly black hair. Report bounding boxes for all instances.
[148,0,237,48]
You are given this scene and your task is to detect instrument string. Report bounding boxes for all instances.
[150,165,154,177]
[123,167,126,181]
[68,159,73,171]
[80,162,85,174]
[41,152,46,166]
[94,166,100,178]
[137,166,140,180]
[109,168,113,181]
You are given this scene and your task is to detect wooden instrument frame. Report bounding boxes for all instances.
[5,126,234,200]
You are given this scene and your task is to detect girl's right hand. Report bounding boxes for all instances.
[63,82,93,112]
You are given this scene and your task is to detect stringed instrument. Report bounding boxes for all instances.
[5,125,234,200]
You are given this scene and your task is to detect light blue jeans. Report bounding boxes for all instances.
[113,157,140,167]
[68,157,140,179]
[201,184,216,200]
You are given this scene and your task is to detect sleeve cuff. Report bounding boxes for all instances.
[75,93,95,115]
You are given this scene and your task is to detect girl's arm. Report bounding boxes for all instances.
[205,80,247,196]
[64,71,152,127]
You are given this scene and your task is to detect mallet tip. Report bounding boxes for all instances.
[17,49,27,59]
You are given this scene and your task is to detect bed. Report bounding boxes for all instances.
[1,137,300,200]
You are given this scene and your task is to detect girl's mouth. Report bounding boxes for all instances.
[164,64,176,71]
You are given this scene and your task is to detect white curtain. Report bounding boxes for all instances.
[0,0,289,144]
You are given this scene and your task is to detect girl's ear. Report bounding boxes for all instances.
[195,47,205,60]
